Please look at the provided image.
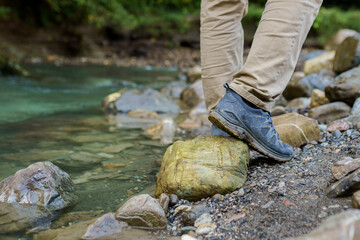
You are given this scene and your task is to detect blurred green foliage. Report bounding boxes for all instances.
[0,0,359,44]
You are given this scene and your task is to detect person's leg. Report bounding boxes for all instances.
[209,0,322,161]
[201,0,248,111]
[230,0,323,111]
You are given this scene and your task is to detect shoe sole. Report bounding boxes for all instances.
[209,110,292,162]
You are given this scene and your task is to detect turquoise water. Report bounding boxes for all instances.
[0,64,178,215]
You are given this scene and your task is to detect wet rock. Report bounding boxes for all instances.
[271,106,286,117]
[0,54,29,76]
[174,205,192,217]
[82,213,128,239]
[169,194,179,206]
[325,29,359,51]
[326,167,360,198]
[308,102,351,123]
[0,202,51,234]
[294,210,360,240]
[144,117,176,144]
[182,204,212,226]
[273,113,321,147]
[331,157,360,180]
[34,220,152,240]
[333,33,360,73]
[156,135,250,201]
[115,194,167,229]
[325,66,360,105]
[186,65,202,83]
[161,81,188,99]
[180,80,204,108]
[102,91,123,113]
[326,121,349,132]
[159,193,170,211]
[310,89,330,108]
[51,152,102,172]
[285,97,310,110]
[303,51,335,75]
[103,89,180,114]
[50,211,104,229]
[351,97,360,115]
[127,109,158,119]
[0,162,77,211]
[178,118,201,130]
[352,190,360,208]
[283,71,334,100]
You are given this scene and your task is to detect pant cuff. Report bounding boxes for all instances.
[229,82,274,112]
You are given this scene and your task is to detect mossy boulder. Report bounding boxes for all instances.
[155,135,250,201]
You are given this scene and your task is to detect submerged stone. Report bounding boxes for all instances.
[180,80,204,108]
[155,135,250,201]
[0,202,51,234]
[103,89,180,114]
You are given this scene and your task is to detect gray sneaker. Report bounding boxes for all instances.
[208,84,293,161]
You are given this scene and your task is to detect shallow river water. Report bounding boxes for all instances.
[0,64,178,217]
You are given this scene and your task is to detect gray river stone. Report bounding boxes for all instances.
[0,162,77,211]
[51,152,102,172]
[325,66,360,105]
[113,89,180,114]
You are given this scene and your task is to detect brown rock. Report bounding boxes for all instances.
[285,97,310,110]
[304,51,335,75]
[159,193,170,211]
[179,118,201,130]
[0,162,77,211]
[271,106,286,117]
[294,210,360,240]
[333,33,360,73]
[326,167,360,198]
[115,194,167,229]
[82,213,128,239]
[308,102,351,123]
[186,65,202,83]
[180,80,204,108]
[326,121,350,132]
[273,113,321,147]
[331,157,360,180]
[353,191,360,209]
[144,117,176,144]
[325,29,359,51]
[50,211,103,229]
[127,109,158,119]
[310,89,330,108]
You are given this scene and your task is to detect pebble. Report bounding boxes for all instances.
[332,130,342,138]
[237,188,245,197]
[196,223,216,235]
[194,213,212,227]
[181,226,197,235]
[181,234,198,240]
[262,201,275,209]
[318,211,328,218]
[159,193,170,211]
[170,194,179,206]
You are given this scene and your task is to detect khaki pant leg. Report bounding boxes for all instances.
[201,0,248,111]
[230,0,323,112]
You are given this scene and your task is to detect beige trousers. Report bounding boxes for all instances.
[201,0,323,112]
